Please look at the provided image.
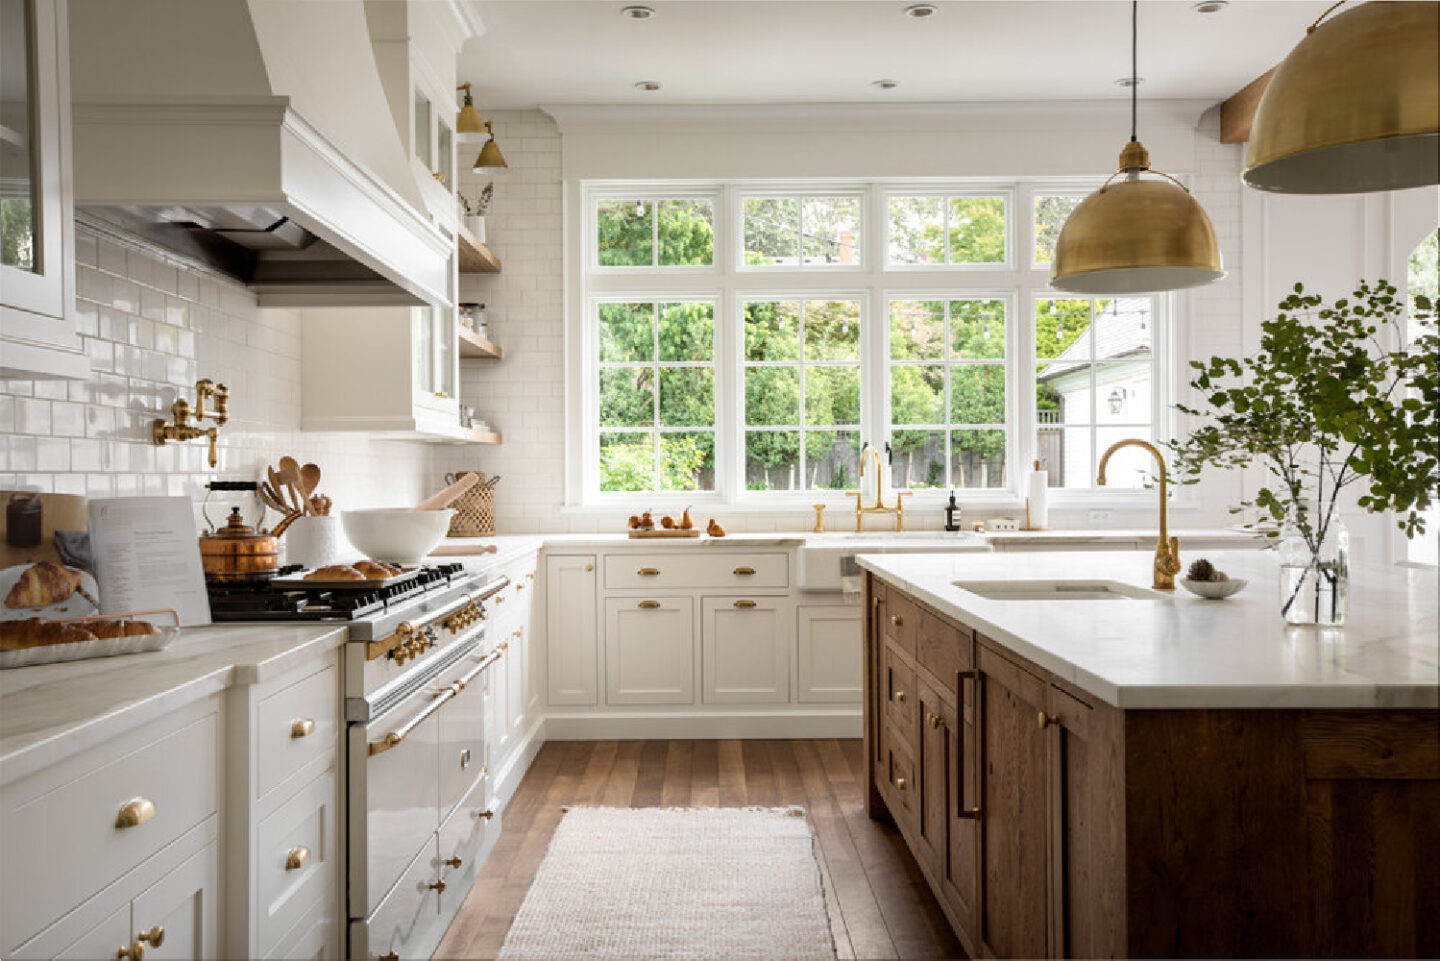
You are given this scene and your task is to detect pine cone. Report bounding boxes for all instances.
[1186,558,1215,581]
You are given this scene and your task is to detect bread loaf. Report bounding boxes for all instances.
[85,619,158,640]
[354,560,401,580]
[4,562,85,609]
[0,618,97,651]
[305,565,365,581]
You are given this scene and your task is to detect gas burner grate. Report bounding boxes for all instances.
[207,562,471,622]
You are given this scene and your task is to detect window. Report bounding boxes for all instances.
[597,300,716,492]
[888,298,1008,490]
[1035,297,1155,489]
[1405,228,1438,565]
[413,89,431,167]
[888,194,1008,266]
[1033,193,1085,266]
[742,195,862,267]
[743,299,862,490]
[596,198,714,267]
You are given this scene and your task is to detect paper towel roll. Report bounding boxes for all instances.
[1025,463,1049,530]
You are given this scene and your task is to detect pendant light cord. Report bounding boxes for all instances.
[1130,0,1138,142]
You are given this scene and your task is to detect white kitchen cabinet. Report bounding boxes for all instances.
[701,596,791,704]
[0,0,87,379]
[605,595,696,705]
[796,606,864,703]
[546,555,598,706]
[127,841,220,961]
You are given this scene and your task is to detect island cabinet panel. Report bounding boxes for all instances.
[915,680,952,872]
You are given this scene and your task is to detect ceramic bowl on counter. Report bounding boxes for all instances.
[341,508,456,565]
[1181,577,1248,600]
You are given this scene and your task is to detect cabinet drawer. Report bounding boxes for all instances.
[883,643,918,750]
[1,711,218,949]
[257,771,336,958]
[882,590,918,658]
[438,773,492,914]
[267,908,334,961]
[258,664,338,799]
[358,836,440,961]
[917,610,972,692]
[605,552,787,590]
[884,726,917,823]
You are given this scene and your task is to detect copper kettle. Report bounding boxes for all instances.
[199,483,279,582]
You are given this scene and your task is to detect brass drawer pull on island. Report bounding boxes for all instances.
[893,689,906,703]
[115,797,156,829]
[638,600,661,609]
[637,567,661,577]
[285,846,310,871]
[890,614,903,627]
[732,566,756,576]
[733,599,757,608]
[927,712,944,729]
[136,926,165,948]
[290,717,315,739]
[1038,711,1060,730]
[895,776,907,791]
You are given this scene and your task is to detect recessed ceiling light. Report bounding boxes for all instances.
[635,81,661,92]
[621,5,655,19]
[872,79,899,90]
[1114,76,1145,87]
[1191,1,1228,12]
[904,4,938,19]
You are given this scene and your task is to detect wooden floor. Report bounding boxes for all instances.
[435,739,966,961]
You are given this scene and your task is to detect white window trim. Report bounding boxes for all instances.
[735,187,870,274]
[567,178,1180,511]
[882,184,1017,272]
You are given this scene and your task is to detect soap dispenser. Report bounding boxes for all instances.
[944,491,961,532]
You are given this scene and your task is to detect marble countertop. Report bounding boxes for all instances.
[0,623,347,784]
[858,550,1439,710]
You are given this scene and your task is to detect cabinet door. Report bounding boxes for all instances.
[701,596,790,704]
[945,669,980,939]
[506,622,526,738]
[129,841,219,961]
[916,680,951,873]
[546,555,598,705]
[604,596,695,705]
[796,606,862,703]
[54,903,130,960]
[977,641,1049,961]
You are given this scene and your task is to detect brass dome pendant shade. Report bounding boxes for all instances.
[1244,1,1439,194]
[1051,2,1224,295]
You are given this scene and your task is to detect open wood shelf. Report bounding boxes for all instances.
[458,427,502,445]
[458,325,502,359]
[457,223,501,273]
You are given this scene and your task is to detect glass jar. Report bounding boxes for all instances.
[1278,508,1349,625]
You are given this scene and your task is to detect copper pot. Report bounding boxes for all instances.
[200,506,280,582]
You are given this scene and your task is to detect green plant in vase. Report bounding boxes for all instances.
[1169,280,1438,624]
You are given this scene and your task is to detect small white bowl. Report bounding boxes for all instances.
[342,509,456,565]
[1181,577,1248,599]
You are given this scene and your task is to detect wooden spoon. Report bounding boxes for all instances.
[298,463,321,513]
[277,458,305,514]
[414,472,480,511]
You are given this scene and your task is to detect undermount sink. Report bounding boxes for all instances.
[953,579,1165,601]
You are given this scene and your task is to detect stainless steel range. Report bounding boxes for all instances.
[209,564,508,961]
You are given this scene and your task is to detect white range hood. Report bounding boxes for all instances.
[68,0,470,307]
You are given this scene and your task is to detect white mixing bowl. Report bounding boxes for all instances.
[341,509,455,565]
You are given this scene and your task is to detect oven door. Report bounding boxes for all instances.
[436,646,501,820]
[348,680,448,919]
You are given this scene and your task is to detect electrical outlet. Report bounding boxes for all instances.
[1088,509,1114,524]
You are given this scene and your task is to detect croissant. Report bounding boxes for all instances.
[0,618,97,651]
[5,562,85,609]
[84,619,158,640]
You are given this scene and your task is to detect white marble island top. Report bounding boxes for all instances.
[0,623,347,784]
[858,550,1439,710]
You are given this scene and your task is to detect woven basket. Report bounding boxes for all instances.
[446,472,495,537]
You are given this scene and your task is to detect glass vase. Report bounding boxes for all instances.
[1278,511,1349,625]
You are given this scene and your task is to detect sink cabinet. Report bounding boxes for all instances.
[864,571,1440,959]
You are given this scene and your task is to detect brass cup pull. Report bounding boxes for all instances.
[733,599,757,608]
[116,797,156,829]
[285,846,310,871]
[136,926,165,948]
[117,942,144,960]
[638,600,661,609]
[427,879,447,892]
[732,566,756,576]
[290,718,315,739]
[893,690,906,703]
[379,954,400,961]
[637,567,661,576]
[890,614,903,627]
[895,777,907,791]
[444,856,463,868]
[1038,711,1061,730]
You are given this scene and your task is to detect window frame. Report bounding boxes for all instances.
[883,186,1016,272]
[571,178,1176,509]
[735,188,869,274]
[587,186,723,275]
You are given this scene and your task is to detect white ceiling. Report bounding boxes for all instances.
[460,1,1329,109]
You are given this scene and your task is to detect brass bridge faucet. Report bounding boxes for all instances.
[153,379,229,468]
[845,442,913,532]
[1097,438,1181,590]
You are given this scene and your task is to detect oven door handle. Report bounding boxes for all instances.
[474,576,511,604]
[451,648,504,693]
[368,686,458,756]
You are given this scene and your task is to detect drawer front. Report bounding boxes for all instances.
[267,909,334,961]
[437,774,492,917]
[884,728,917,822]
[436,652,489,820]
[883,643,918,750]
[917,610,972,691]
[258,664,338,799]
[604,552,788,590]
[1,711,218,949]
[257,771,336,958]
[882,590,918,658]
[357,836,440,961]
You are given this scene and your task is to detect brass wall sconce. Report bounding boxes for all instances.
[154,378,229,468]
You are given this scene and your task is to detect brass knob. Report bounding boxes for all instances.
[117,942,144,960]
[475,809,495,820]
[584,563,594,572]
[285,846,310,871]
[444,856,463,868]
[379,954,400,961]
[637,567,660,576]
[512,628,521,638]
[927,712,943,729]
[733,599,757,608]
[526,571,535,579]
[1038,711,1060,730]
[116,797,156,829]
[733,566,756,576]
[496,640,510,651]
[427,878,447,892]
[290,718,315,739]
[890,614,903,627]
[894,690,905,703]
[895,777,907,791]
[136,926,165,948]
[516,582,525,591]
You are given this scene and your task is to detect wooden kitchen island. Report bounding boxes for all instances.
[860,552,1439,959]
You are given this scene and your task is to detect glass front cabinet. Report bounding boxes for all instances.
[1,0,86,378]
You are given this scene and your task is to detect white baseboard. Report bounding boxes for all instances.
[489,717,547,816]
[543,710,862,740]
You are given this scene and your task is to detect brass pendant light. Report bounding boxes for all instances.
[1244,1,1439,194]
[472,121,508,171]
[456,83,486,137]
[1051,2,1223,295]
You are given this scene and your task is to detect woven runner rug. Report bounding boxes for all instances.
[497,806,837,960]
